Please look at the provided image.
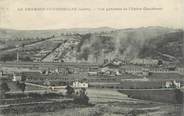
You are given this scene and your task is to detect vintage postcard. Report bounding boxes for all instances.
[0,0,184,116]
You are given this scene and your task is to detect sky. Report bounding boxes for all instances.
[0,0,183,30]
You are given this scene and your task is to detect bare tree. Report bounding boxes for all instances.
[65,85,74,96]
[16,81,26,93]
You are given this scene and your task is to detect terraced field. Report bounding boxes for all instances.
[5,88,180,116]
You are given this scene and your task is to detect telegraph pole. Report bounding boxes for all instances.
[16,45,20,63]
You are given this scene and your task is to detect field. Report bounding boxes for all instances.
[2,88,181,116]
[119,89,183,104]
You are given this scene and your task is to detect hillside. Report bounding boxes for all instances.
[0,27,183,64]
[139,31,184,63]
[76,27,183,63]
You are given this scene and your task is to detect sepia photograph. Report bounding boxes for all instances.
[0,0,184,116]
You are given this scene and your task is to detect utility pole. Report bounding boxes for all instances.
[16,45,20,63]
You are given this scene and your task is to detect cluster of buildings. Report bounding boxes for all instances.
[130,58,159,65]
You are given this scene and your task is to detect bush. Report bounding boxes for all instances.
[73,95,89,105]
[0,81,10,98]
[16,82,26,92]
[73,88,89,104]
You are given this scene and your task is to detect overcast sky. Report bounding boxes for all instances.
[0,0,183,30]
